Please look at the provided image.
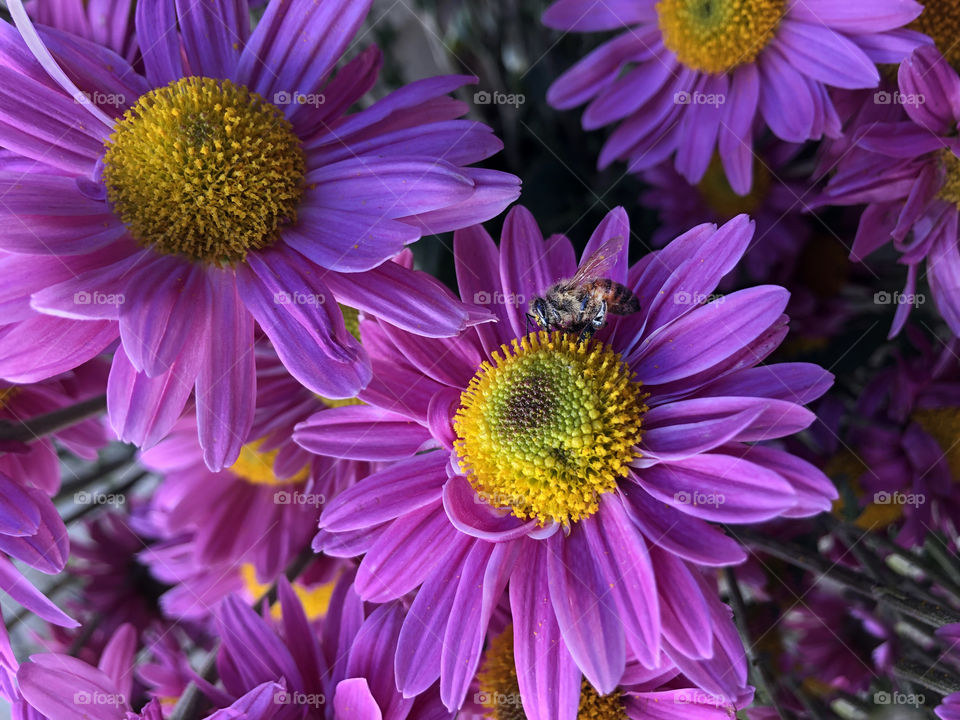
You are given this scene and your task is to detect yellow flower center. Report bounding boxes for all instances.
[938,150,960,210]
[697,153,771,212]
[454,332,646,527]
[240,564,335,621]
[478,626,627,720]
[229,439,310,486]
[913,406,960,481]
[911,0,960,70]
[102,77,304,263]
[657,0,786,74]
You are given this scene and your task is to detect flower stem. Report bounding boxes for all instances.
[0,394,107,445]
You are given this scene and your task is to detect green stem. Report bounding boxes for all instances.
[0,394,107,446]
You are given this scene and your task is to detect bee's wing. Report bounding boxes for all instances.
[570,235,626,284]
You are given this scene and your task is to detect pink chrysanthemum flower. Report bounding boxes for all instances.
[0,0,518,470]
[296,205,836,718]
[543,0,926,194]
[823,44,960,337]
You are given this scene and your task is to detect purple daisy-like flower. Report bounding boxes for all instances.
[853,328,960,548]
[295,205,836,718]
[642,142,811,282]
[140,408,349,581]
[0,361,108,495]
[465,601,752,719]
[0,0,519,471]
[542,0,926,194]
[17,622,278,720]
[823,44,960,337]
[0,470,74,628]
[783,590,892,693]
[210,573,452,719]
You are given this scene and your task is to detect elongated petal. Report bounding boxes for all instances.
[510,540,580,720]
[547,529,625,694]
[195,269,254,471]
[319,451,447,532]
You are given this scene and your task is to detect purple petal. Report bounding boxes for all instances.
[348,604,412,719]
[510,540,581,720]
[441,541,517,710]
[638,454,798,523]
[718,64,760,195]
[0,487,68,573]
[633,286,788,385]
[237,0,372,108]
[294,406,432,461]
[195,268,255,471]
[758,46,816,142]
[322,259,490,338]
[18,654,127,720]
[899,44,960,132]
[618,483,747,566]
[546,528,625,694]
[0,472,41,537]
[106,345,199,450]
[217,594,304,692]
[283,207,420,273]
[395,536,472,697]
[0,555,78,627]
[334,678,383,720]
[649,547,713,659]
[584,496,660,667]
[7,0,115,128]
[238,248,370,397]
[442,474,544,542]
[134,0,182,86]
[774,20,879,89]
[175,0,247,79]
[355,504,459,602]
[698,363,833,404]
[789,0,921,32]
[306,158,474,217]
[119,257,210,377]
[318,451,447,531]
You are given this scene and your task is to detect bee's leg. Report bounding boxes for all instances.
[577,324,595,343]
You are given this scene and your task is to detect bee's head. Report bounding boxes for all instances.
[529,297,549,328]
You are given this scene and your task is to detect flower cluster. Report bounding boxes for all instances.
[0,1,958,720]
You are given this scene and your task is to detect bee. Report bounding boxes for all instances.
[527,235,640,342]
